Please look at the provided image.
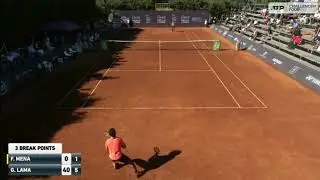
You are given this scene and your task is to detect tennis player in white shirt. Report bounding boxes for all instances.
[171,21,175,31]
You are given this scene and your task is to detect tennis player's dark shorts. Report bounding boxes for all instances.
[113,154,130,163]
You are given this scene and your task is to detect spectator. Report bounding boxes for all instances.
[35,42,44,56]
[245,19,251,28]
[261,9,268,17]
[82,36,89,50]
[89,33,95,47]
[44,37,54,52]
[28,43,37,58]
[224,17,228,24]
[290,19,295,27]
[293,35,303,45]
[251,28,258,41]
[5,50,20,63]
[292,20,299,29]
[313,25,320,51]
[279,14,284,25]
[129,18,133,27]
[314,25,320,41]
[264,22,272,40]
[94,32,100,41]
[264,17,270,25]
[293,27,301,36]
[276,18,281,27]
[288,32,303,49]
[76,32,82,43]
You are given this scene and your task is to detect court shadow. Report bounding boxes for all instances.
[218,49,233,51]
[1,27,143,179]
[1,0,145,179]
[89,73,120,81]
[133,149,181,178]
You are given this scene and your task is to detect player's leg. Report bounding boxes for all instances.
[119,154,142,176]
[112,160,119,169]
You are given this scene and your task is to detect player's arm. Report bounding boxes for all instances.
[120,138,127,148]
[105,141,109,153]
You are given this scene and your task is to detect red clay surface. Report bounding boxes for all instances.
[13,28,320,180]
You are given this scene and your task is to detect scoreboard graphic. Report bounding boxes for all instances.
[7,143,81,176]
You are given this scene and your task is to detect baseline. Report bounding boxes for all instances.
[56,106,268,110]
[159,40,162,71]
[108,69,211,72]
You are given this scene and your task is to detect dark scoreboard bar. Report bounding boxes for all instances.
[8,164,81,176]
[8,153,81,176]
[8,153,81,164]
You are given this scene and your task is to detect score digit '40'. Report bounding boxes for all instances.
[61,153,81,176]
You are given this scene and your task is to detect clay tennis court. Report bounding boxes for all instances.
[31,28,320,179]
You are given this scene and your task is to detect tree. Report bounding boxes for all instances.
[134,0,155,10]
[170,0,209,10]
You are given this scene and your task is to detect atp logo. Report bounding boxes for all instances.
[270,6,285,11]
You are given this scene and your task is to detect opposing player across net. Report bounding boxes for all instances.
[102,39,222,51]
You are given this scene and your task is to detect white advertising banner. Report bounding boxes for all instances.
[268,2,318,14]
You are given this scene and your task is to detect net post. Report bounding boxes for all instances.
[158,40,161,71]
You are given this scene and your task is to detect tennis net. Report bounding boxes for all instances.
[102,40,221,51]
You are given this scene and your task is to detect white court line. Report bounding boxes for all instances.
[159,40,162,71]
[163,70,211,72]
[183,32,241,108]
[107,40,219,43]
[57,106,268,110]
[109,69,211,72]
[110,69,158,72]
[192,31,268,108]
[56,61,98,106]
[81,58,118,107]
